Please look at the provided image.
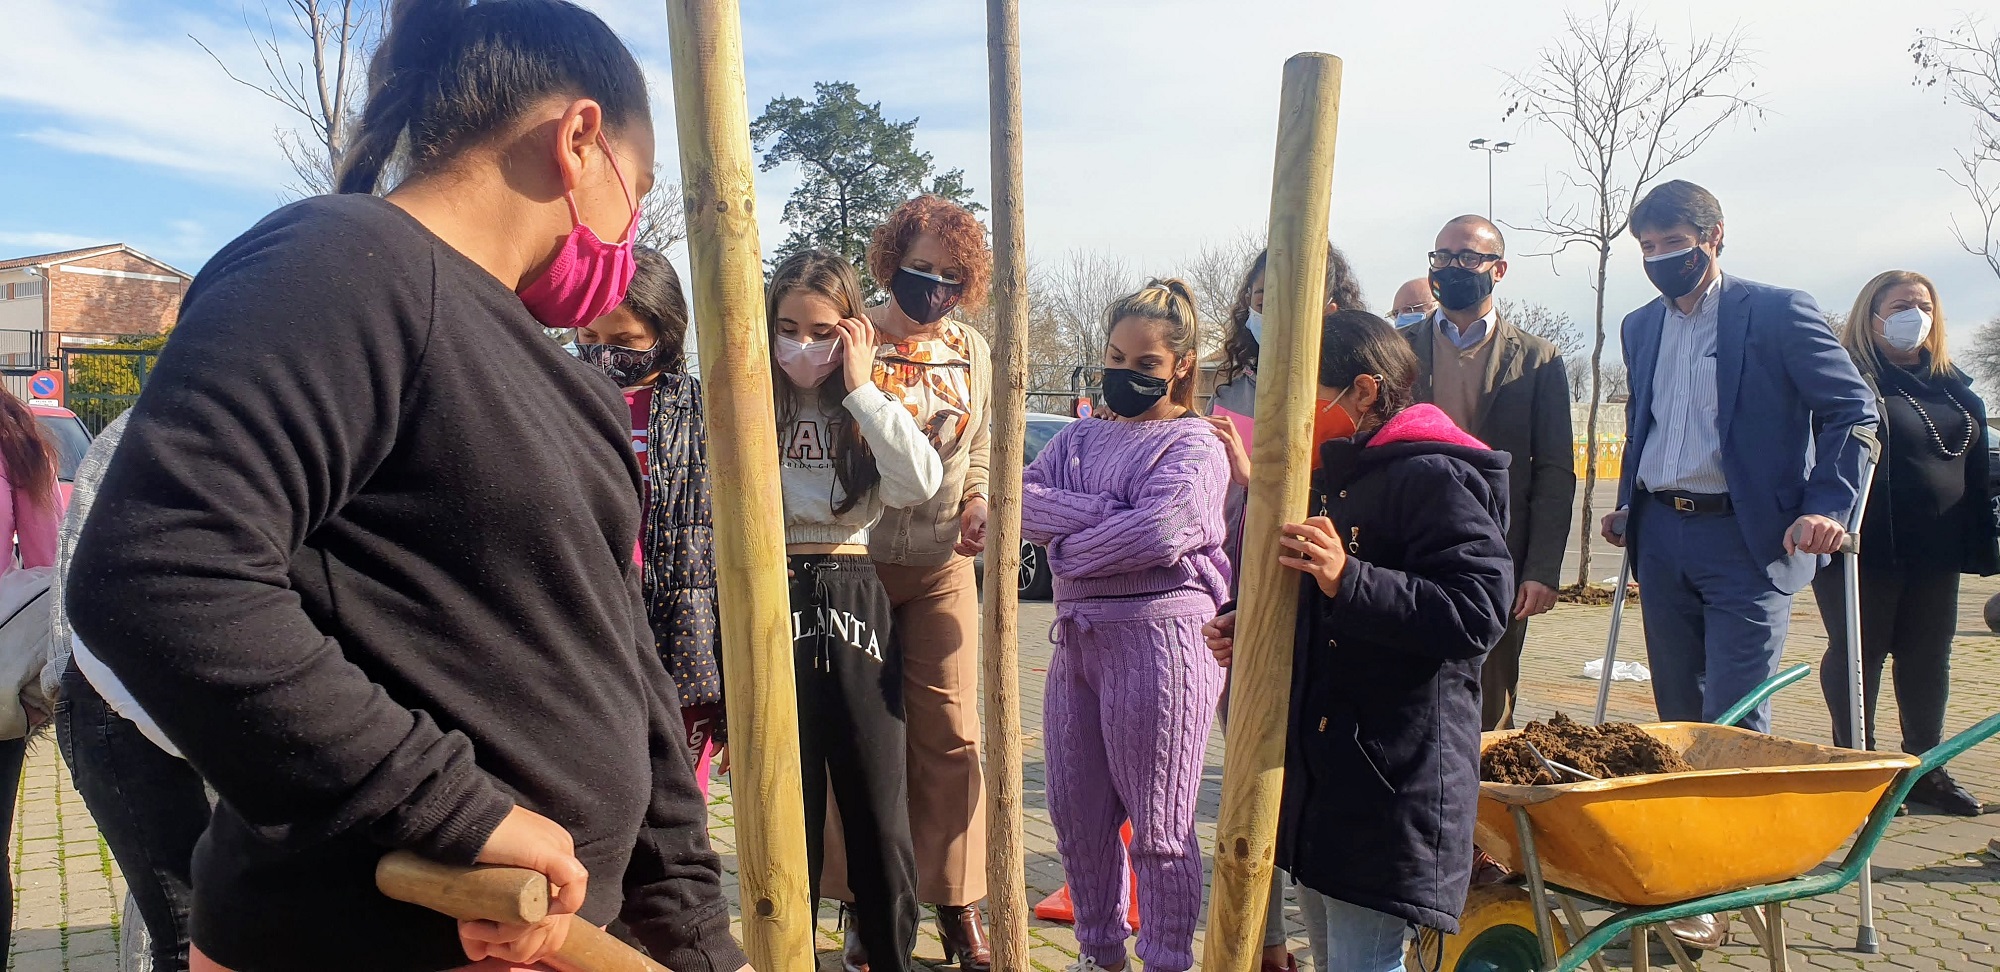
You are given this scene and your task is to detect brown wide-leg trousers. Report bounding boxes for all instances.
[822,557,989,906]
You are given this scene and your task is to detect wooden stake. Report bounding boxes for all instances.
[662,3,813,969]
[1200,52,1343,972]
[981,0,1031,968]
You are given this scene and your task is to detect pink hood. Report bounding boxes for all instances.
[1367,403,1490,450]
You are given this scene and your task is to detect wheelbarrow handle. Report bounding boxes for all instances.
[1716,663,1812,729]
[376,851,675,972]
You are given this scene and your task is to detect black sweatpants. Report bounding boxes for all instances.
[790,554,918,971]
[1812,559,1961,754]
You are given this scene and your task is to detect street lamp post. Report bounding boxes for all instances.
[1468,137,1513,220]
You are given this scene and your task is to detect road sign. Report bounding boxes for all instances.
[1075,397,1092,419]
[28,370,62,406]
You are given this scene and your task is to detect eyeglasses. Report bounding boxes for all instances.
[1427,249,1502,271]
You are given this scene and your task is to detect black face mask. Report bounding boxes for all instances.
[1101,368,1171,418]
[1428,266,1495,312]
[1643,245,1711,300]
[891,267,965,325]
[575,341,664,388]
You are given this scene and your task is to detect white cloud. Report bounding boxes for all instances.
[0,0,297,187]
[0,231,100,253]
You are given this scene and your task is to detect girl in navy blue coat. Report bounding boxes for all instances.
[1205,310,1513,972]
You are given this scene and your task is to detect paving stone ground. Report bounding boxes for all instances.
[11,518,1999,970]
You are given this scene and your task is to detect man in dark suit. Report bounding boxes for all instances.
[1404,214,1577,730]
[1602,181,1877,736]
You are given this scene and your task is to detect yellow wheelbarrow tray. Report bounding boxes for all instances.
[1443,667,2000,972]
[1475,722,1918,906]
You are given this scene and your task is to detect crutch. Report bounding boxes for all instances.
[377,851,674,972]
[1594,537,1632,725]
[1838,424,1884,953]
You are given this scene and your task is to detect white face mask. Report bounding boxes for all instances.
[1244,308,1264,344]
[1877,307,1933,352]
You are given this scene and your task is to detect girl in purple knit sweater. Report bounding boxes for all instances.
[1022,279,1231,972]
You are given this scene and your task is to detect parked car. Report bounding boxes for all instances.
[31,404,92,505]
[974,412,1076,601]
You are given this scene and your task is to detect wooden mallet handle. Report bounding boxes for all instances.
[375,851,676,972]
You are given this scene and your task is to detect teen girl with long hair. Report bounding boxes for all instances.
[769,249,942,972]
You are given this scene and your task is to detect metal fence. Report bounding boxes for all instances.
[0,330,45,370]
[61,348,159,433]
[0,368,36,404]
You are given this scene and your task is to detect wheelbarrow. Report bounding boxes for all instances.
[1414,664,2000,972]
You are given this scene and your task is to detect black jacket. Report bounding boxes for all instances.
[1275,406,1514,932]
[1853,360,1999,576]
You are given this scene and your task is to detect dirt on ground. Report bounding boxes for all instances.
[1556,582,1640,605]
[1483,713,1694,785]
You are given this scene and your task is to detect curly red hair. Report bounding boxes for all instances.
[867,195,992,313]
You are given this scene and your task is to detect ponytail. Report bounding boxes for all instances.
[1105,277,1202,411]
[338,0,650,195]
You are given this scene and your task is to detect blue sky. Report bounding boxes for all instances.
[4,0,1998,362]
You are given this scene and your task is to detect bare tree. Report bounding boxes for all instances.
[960,272,1077,400]
[1500,297,1587,400]
[196,0,383,195]
[1502,0,1764,587]
[1914,18,2000,282]
[1566,358,1592,402]
[1497,297,1585,359]
[635,170,688,252]
[1824,310,1849,341]
[1962,313,2000,397]
[1599,363,1630,402]
[1179,233,1264,357]
[1040,249,1137,389]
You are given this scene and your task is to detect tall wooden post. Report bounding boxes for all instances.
[981,0,1031,968]
[662,3,813,969]
[1201,52,1343,972]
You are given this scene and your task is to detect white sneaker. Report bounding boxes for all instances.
[1064,958,1115,972]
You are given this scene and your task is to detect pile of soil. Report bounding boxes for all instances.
[1482,713,1693,785]
[1556,582,1640,606]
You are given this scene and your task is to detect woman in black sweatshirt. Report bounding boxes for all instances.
[1817,270,1996,817]
[65,3,750,971]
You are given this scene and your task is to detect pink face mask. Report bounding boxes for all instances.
[775,334,842,387]
[519,133,639,330]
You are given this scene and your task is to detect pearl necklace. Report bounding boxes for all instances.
[1899,388,1974,459]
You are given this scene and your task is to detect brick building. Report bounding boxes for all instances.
[0,244,191,365]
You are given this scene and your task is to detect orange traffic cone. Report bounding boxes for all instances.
[1032,821,1142,931]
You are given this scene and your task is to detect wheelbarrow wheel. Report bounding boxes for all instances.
[1410,885,1565,972]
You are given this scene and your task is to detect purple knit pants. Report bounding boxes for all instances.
[1044,591,1224,972]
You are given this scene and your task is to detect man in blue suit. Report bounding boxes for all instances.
[1601,180,1877,738]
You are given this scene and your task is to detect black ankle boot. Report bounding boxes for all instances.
[1908,768,1984,817]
